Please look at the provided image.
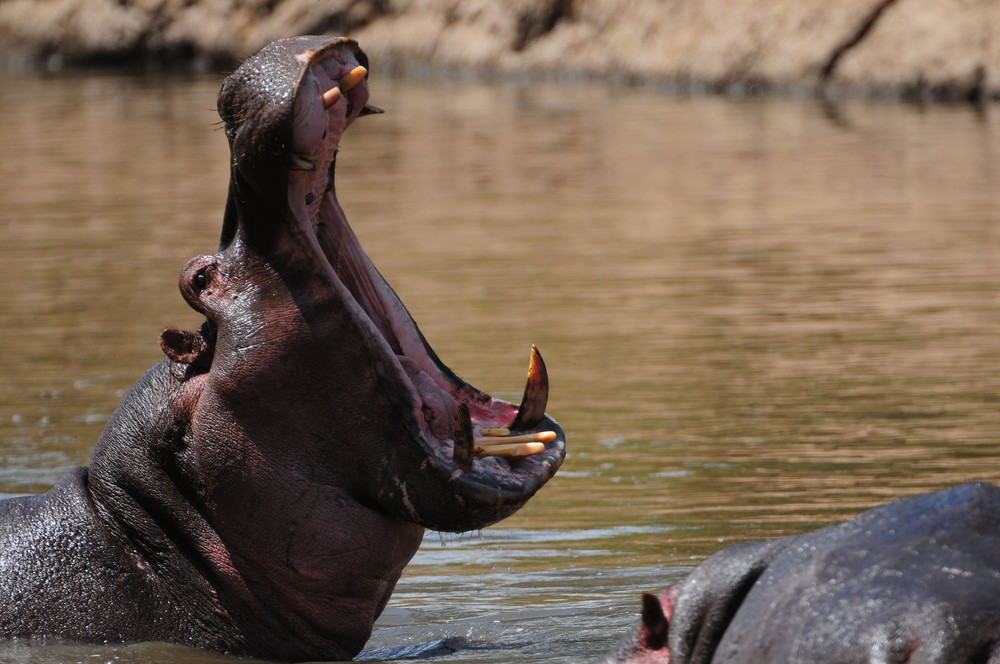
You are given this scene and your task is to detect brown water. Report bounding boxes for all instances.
[1,70,1000,662]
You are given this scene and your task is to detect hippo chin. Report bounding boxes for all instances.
[599,482,1000,664]
[0,36,564,662]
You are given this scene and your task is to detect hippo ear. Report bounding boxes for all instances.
[640,592,669,651]
[159,327,214,369]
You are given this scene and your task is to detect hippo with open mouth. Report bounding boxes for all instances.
[598,482,1000,663]
[0,36,564,661]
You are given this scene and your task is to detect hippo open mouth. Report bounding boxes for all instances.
[204,36,565,532]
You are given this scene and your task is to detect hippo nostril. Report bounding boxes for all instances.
[178,255,219,314]
[192,263,219,296]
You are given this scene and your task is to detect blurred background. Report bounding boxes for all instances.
[2,2,1000,662]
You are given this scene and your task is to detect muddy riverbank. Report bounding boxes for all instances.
[0,0,996,101]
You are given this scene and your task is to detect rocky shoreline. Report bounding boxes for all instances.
[1,0,996,101]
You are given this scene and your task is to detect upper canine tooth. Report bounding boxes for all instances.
[509,345,549,431]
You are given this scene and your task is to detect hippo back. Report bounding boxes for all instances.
[709,482,1000,663]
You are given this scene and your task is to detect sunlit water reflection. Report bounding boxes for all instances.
[1,69,1000,662]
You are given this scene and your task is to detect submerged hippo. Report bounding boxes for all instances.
[599,482,1000,663]
[0,36,564,661]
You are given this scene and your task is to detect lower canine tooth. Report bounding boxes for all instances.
[452,403,474,472]
[509,345,549,431]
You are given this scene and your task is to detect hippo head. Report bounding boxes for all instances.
[187,34,563,530]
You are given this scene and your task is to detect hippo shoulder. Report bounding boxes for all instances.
[0,468,203,644]
[0,468,124,635]
[0,467,95,560]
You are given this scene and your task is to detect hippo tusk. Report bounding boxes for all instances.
[452,403,474,473]
[508,345,549,431]
[457,417,556,466]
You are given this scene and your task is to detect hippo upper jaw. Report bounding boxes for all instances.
[213,36,565,533]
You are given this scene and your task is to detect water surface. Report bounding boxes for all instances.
[1,71,1000,662]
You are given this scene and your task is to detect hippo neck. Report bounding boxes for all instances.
[86,359,251,650]
[86,356,425,660]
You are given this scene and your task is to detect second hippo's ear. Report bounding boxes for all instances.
[640,593,669,651]
[160,326,214,370]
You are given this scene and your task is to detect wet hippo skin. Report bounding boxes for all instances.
[599,482,1000,663]
[0,36,565,662]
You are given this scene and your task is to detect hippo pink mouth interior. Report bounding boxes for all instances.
[279,54,564,504]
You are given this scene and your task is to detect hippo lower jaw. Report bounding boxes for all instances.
[227,37,565,532]
[295,83,563,530]
[317,209,564,530]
